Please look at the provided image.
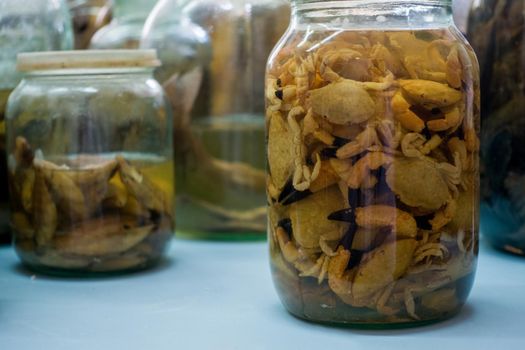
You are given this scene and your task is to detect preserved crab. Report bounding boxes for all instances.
[267,29,479,324]
[9,137,174,274]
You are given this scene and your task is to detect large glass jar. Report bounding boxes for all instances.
[90,0,157,49]
[68,0,112,49]
[141,0,290,239]
[266,0,480,326]
[468,1,525,255]
[0,0,73,244]
[6,50,174,275]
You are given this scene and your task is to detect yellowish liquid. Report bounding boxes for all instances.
[176,114,267,237]
[12,152,174,273]
[141,158,175,213]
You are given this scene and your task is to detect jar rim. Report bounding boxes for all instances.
[16,50,161,72]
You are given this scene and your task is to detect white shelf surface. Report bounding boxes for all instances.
[1,238,524,350]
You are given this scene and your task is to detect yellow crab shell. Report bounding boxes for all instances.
[289,185,348,249]
[386,157,451,211]
[308,80,376,125]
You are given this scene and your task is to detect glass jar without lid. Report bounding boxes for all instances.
[141,0,290,239]
[90,0,157,49]
[68,0,112,49]
[6,50,174,275]
[0,0,73,244]
[266,0,480,326]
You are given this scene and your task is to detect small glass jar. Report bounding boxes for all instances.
[6,50,174,275]
[468,1,525,255]
[0,0,73,244]
[141,0,290,239]
[90,0,157,49]
[266,0,480,326]
[68,0,112,49]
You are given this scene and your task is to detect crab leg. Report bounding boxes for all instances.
[276,227,328,282]
[391,92,425,132]
[336,125,380,159]
[344,152,393,189]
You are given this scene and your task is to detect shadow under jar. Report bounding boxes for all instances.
[6,50,174,276]
[266,0,480,326]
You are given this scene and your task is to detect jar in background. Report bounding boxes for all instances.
[141,0,290,240]
[90,0,157,49]
[468,1,525,255]
[266,0,480,326]
[0,0,73,244]
[6,50,174,275]
[68,0,112,49]
[453,0,472,34]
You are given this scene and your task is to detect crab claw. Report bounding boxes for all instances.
[399,79,462,110]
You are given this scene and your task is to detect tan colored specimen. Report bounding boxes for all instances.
[355,205,418,239]
[309,80,376,125]
[386,157,451,211]
[54,216,153,256]
[391,92,425,132]
[32,169,58,246]
[289,186,348,249]
[276,226,331,283]
[345,152,393,189]
[328,239,417,307]
[35,159,87,221]
[399,79,462,109]
[268,111,295,190]
[118,156,168,214]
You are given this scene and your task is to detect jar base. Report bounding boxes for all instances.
[271,261,475,328]
[283,306,464,330]
[14,235,172,277]
[18,256,165,278]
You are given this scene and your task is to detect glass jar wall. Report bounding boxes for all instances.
[141,0,290,239]
[468,1,525,255]
[453,0,472,34]
[266,0,480,326]
[0,0,73,244]
[6,50,174,275]
[68,0,112,49]
[90,0,157,49]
